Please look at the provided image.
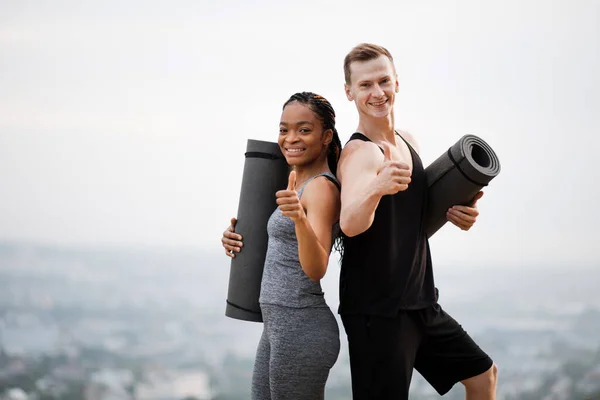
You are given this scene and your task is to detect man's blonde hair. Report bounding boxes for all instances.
[343,43,395,84]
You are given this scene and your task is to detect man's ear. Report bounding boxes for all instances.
[345,83,353,101]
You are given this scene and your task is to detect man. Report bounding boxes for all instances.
[336,43,498,399]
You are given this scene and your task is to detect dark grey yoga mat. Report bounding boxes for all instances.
[225,139,289,322]
[424,134,501,238]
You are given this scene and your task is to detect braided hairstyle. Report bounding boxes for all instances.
[282,91,345,256]
[282,92,342,176]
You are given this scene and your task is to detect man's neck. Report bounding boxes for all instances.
[356,112,396,143]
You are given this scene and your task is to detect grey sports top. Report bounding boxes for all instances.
[259,171,340,308]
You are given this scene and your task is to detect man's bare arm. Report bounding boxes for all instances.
[338,141,382,237]
[338,141,411,237]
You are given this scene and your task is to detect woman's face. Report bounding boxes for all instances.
[278,102,332,167]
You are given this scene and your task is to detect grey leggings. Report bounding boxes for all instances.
[251,304,340,400]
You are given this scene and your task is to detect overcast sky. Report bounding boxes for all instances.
[1,0,598,268]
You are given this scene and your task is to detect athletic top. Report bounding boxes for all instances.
[259,171,341,308]
[338,132,437,317]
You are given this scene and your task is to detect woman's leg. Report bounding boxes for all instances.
[251,324,271,400]
[267,305,340,400]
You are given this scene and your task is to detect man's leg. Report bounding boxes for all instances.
[341,313,421,400]
[462,363,498,400]
[413,303,497,399]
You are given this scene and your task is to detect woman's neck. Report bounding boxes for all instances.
[293,157,330,189]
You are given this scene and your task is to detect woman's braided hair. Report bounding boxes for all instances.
[282,91,345,256]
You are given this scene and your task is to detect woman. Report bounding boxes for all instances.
[221,92,343,400]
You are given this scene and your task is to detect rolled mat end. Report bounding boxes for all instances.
[425,134,501,238]
[225,300,264,323]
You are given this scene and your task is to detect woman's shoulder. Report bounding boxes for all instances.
[301,173,340,205]
[306,172,339,191]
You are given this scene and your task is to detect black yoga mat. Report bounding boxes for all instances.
[225,139,289,322]
[424,134,501,238]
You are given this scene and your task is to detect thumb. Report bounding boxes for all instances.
[230,217,237,227]
[471,191,484,206]
[287,170,296,191]
[383,145,392,162]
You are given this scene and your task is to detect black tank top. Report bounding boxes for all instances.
[339,132,437,317]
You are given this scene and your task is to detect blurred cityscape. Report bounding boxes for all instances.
[0,243,599,400]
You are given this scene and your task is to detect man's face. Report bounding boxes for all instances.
[345,55,399,119]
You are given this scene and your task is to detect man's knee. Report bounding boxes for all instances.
[462,363,498,391]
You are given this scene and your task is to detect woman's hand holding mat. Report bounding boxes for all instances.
[222,217,244,258]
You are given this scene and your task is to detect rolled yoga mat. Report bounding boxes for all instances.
[424,134,501,238]
[225,139,289,322]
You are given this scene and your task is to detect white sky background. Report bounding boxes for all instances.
[1,0,599,268]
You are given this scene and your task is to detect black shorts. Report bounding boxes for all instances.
[341,303,493,399]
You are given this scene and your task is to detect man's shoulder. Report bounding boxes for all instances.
[339,136,382,164]
[341,135,370,152]
[336,138,382,183]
